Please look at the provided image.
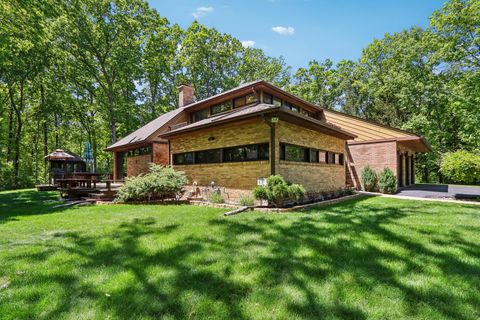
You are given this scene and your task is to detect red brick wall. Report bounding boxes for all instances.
[153,143,169,165]
[347,141,397,189]
[126,154,151,177]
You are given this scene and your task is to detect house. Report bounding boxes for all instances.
[105,80,430,195]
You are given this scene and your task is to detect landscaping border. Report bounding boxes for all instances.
[254,193,363,212]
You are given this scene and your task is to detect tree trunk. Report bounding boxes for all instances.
[41,84,49,183]
[55,113,60,147]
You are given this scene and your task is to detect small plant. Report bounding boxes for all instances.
[361,165,378,191]
[253,175,306,208]
[237,193,255,206]
[209,191,225,203]
[378,167,397,194]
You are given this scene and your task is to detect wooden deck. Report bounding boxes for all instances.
[58,182,124,201]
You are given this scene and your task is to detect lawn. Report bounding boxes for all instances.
[0,190,479,320]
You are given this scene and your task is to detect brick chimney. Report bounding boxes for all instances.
[178,84,195,108]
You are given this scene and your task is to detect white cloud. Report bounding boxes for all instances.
[271,26,295,36]
[241,40,255,48]
[192,6,214,18]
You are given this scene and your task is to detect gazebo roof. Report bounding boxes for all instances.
[44,149,85,162]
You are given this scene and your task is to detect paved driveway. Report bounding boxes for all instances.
[397,184,480,200]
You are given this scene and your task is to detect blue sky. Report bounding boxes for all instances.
[148,0,446,70]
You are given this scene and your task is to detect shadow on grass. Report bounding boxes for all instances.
[0,190,68,223]
[2,196,480,319]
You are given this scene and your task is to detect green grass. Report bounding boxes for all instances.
[0,189,479,320]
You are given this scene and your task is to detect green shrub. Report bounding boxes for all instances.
[378,168,397,194]
[0,161,34,190]
[237,193,255,206]
[361,165,378,191]
[440,150,480,184]
[116,164,187,202]
[253,175,306,208]
[208,192,225,204]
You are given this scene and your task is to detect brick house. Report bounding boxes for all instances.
[105,80,430,193]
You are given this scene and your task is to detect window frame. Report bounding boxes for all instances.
[172,143,269,165]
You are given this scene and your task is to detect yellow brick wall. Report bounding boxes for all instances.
[169,118,347,192]
[170,119,271,189]
[276,121,346,192]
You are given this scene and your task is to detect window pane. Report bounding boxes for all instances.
[195,149,221,164]
[192,109,209,122]
[211,101,232,115]
[339,153,344,165]
[246,93,257,104]
[223,143,269,162]
[258,143,269,160]
[284,144,308,162]
[263,93,273,104]
[244,145,259,160]
[283,101,299,112]
[326,152,335,164]
[173,152,194,165]
[273,96,282,107]
[234,96,246,108]
[310,149,319,163]
[223,146,245,162]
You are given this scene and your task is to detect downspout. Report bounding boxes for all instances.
[270,123,276,175]
[263,113,277,176]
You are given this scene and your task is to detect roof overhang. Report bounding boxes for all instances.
[348,136,431,153]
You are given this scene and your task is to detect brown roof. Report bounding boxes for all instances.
[105,108,184,151]
[45,149,84,162]
[161,103,356,140]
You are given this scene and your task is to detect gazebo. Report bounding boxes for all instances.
[45,149,86,184]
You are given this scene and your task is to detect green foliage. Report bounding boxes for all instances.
[0,161,34,190]
[378,168,397,194]
[208,192,225,204]
[237,193,255,206]
[440,150,480,184]
[361,166,378,192]
[116,164,187,202]
[253,175,306,208]
[2,0,480,190]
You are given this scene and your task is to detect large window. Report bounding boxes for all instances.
[211,101,232,115]
[280,143,342,165]
[173,143,269,165]
[223,143,269,162]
